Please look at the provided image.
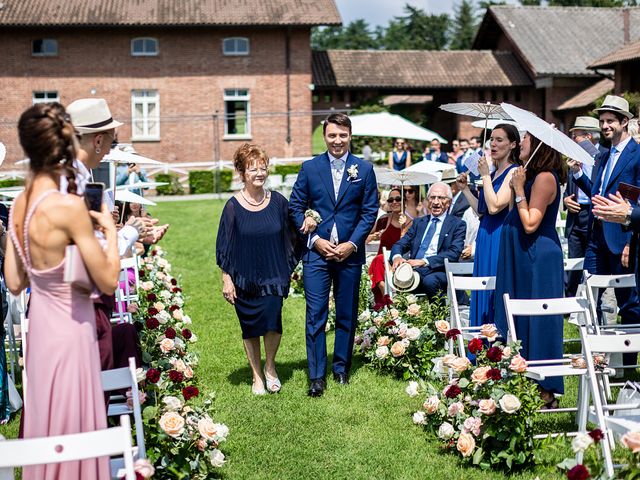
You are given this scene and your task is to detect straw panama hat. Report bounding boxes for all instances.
[67,98,123,133]
[594,95,634,119]
[569,116,600,132]
[392,262,420,292]
[440,168,457,184]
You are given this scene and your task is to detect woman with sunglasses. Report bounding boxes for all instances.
[388,138,411,171]
[403,187,423,220]
[367,188,411,304]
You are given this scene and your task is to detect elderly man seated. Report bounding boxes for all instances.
[390,182,466,298]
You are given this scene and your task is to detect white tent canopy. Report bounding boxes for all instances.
[349,112,447,143]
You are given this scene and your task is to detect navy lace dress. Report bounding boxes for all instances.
[216,192,298,338]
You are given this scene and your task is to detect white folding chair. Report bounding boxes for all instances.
[101,357,146,459]
[503,294,592,435]
[382,247,394,298]
[0,414,135,480]
[112,256,140,324]
[578,327,640,478]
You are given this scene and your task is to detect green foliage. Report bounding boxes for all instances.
[382,6,451,50]
[450,0,479,50]
[311,19,377,50]
[523,0,637,5]
[0,178,24,188]
[273,164,301,176]
[219,170,233,192]
[155,173,185,196]
[189,171,214,194]
[594,91,640,118]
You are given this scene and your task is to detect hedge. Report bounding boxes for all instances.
[189,171,214,194]
[0,178,24,188]
[273,164,301,176]
[155,173,184,196]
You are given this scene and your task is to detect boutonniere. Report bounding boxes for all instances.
[347,164,359,181]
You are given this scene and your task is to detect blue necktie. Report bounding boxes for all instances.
[416,217,439,259]
[600,147,617,195]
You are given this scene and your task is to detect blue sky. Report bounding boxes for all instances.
[334,0,519,27]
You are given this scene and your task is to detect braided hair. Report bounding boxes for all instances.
[18,102,78,194]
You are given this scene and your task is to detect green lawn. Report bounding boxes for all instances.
[1,199,578,479]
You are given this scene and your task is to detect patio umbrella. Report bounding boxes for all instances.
[440,102,512,147]
[404,159,454,181]
[102,145,163,203]
[350,112,447,143]
[500,103,594,167]
[376,168,439,213]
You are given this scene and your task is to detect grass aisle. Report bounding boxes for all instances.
[154,199,570,480]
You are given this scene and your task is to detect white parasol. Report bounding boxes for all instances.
[102,147,163,166]
[440,102,512,147]
[116,181,168,191]
[376,168,438,213]
[350,112,447,143]
[109,188,157,206]
[404,159,455,181]
[0,143,6,167]
[471,119,522,131]
[500,103,594,167]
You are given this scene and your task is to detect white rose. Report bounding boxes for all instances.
[502,346,512,358]
[198,416,222,441]
[141,281,154,291]
[423,395,440,414]
[438,422,455,440]
[499,394,521,414]
[406,327,421,341]
[406,294,418,304]
[162,395,183,411]
[571,433,594,453]
[157,310,171,324]
[160,290,171,299]
[435,320,450,335]
[159,338,175,353]
[189,333,198,343]
[412,411,427,425]
[375,346,389,359]
[175,296,184,307]
[135,367,146,383]
[390,308,400,319]
[405,381,419,398]
[210,448,226,467]
[182,314,192,324]
[134,458,155,479]
[406,303,421,317]
[174,337,185,350]
[172,309,184,321]
[213,423,229,442]
[359,310,371,322]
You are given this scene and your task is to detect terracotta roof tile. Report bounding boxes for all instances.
[590,40,640,68]
[0,0,341,27]
[312,50,532,89]
[555,78,614,111]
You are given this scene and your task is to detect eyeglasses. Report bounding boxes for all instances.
[246,167,268,174]
[395,142,405,146]
[405,189,415,194]
[428,195,449,201]
[387,196,402,203]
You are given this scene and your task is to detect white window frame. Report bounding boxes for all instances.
[223,89,251,140]
[222,37,249,56]
[131,37,159,57]
[32,91,60,104]
[31,39,58,57]
[131,90,160,141]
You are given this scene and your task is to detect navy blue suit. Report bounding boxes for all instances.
[390,215,466,298]
[289,152,378,380]
[424,151,449,164]
[575,139,640,332]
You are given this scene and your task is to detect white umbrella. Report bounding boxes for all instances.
[500,103,594,167]
[116,181,168,191]
[0,143,6,167]
[404,160,454,180]
[376,168,439,213]
[471,119,521,131]
[440,102,512,147]
[350,112,447,143]
[109,188,157,206]
[102,147,163,165]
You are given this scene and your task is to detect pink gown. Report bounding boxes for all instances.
[9,190,109,480]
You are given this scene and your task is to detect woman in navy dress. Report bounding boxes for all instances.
[216,144,298,395]
[494,133,566,404]
[456,124,521,327]
[388,138,411,171]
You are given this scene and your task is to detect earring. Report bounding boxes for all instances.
[95,148,101,154]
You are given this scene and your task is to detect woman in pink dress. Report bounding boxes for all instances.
[4,103,121,480]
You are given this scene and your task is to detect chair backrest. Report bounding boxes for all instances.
[503,294,591,342]
[0,415,135,479]
[101,366,133,392]
[563,257,584,272]
[584,272,636,332]
[444,259,474,276]
[382,247,394,297]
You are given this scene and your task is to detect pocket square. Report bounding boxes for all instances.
[350,178,363,183]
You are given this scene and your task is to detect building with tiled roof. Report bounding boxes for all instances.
[589,40,640,97]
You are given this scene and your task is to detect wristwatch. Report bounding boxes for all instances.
[515,195,525,204]
[624,207,634,227]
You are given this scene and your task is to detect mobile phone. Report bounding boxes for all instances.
[84,182,105,212]
[618,182,640,204]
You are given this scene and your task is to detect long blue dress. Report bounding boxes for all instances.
[494,172,564,394]
[469,164,518,327]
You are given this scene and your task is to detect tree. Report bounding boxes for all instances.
[380,5,451,50]
[311,19,377,50]
[450,0,478,50]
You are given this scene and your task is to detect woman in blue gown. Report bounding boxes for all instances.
[494,133,566,403]
[456,124,521,327]
[388,138,411,171]
[216,144,298,395]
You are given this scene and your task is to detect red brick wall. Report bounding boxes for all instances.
[0,27,313,166]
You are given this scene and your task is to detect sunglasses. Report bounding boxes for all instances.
[387,196,402,203]
[404,189,415,194]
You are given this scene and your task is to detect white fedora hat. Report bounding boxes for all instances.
[594,95,634,119]
[569,116,600,132]
[67,98,123,133]
[392,262,420,293]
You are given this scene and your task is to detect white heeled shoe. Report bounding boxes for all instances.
[264,368,282,393]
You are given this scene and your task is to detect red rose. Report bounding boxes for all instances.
[168,370,184,383]
[182,386,199,401]
[445,329,461,340]
[164,327,177,339]
[151,250,157,256]
[171,278,178,286]
[588,429,604,443]
[468,338,483,354]
[172,287,182,293]
[567,464,590,480]
[182,329,193,340]
[148,307,159,316]
[145,317,160,330]
[486,368,502,381]
[444,385,462,399]
[382,295,393,306]
[373,303,383,312]
[146,368,160,383]
[486,347,503,362]
[169,305,180,312]
[138,269,146,278]
[383,320,396,328]
[146,293,157,302]
[136,472,145,480]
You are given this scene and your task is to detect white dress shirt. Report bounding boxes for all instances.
[573,136,632,196]
[422,212,447,259]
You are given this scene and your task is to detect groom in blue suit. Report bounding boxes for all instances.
[290,113,378,397]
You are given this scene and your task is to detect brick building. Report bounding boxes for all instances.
[0,0,340,166]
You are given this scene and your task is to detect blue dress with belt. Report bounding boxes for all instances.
[216,192,299,339]
[494,172,564,394]
[470,165,517,327]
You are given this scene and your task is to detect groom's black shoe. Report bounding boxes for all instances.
[333,372,349,385]
[308,379,326,397]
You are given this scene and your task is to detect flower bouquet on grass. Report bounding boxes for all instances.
[409,334,543,470]
[355,293,449,380]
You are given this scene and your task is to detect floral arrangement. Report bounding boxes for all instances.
[355,293,449,380]
[128,247,229,479]
[408,334,542,470]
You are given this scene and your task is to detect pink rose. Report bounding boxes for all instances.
[622,432,640,453]
[423,395,440,414]
[435,320,450,335]
[377,336,391,347]
[442,354,457,367]
[509,354,528,373]
[471,366,491,384]
[478,398,497,415]
[448,401,464,417]
[463,417,482,436]
[480,323,499,341]
[456,432,476,457]
[407,303,421,316]
[390,341,406,357]
[450,356,471,373]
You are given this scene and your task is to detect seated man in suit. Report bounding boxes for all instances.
[423,139,449,163]
[390,182,466,298]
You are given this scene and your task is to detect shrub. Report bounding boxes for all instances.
[0,178,24,188]
[273,164,301,176]
[189,171,214,194]
[219,170,233,192]
[155,173,184,196]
